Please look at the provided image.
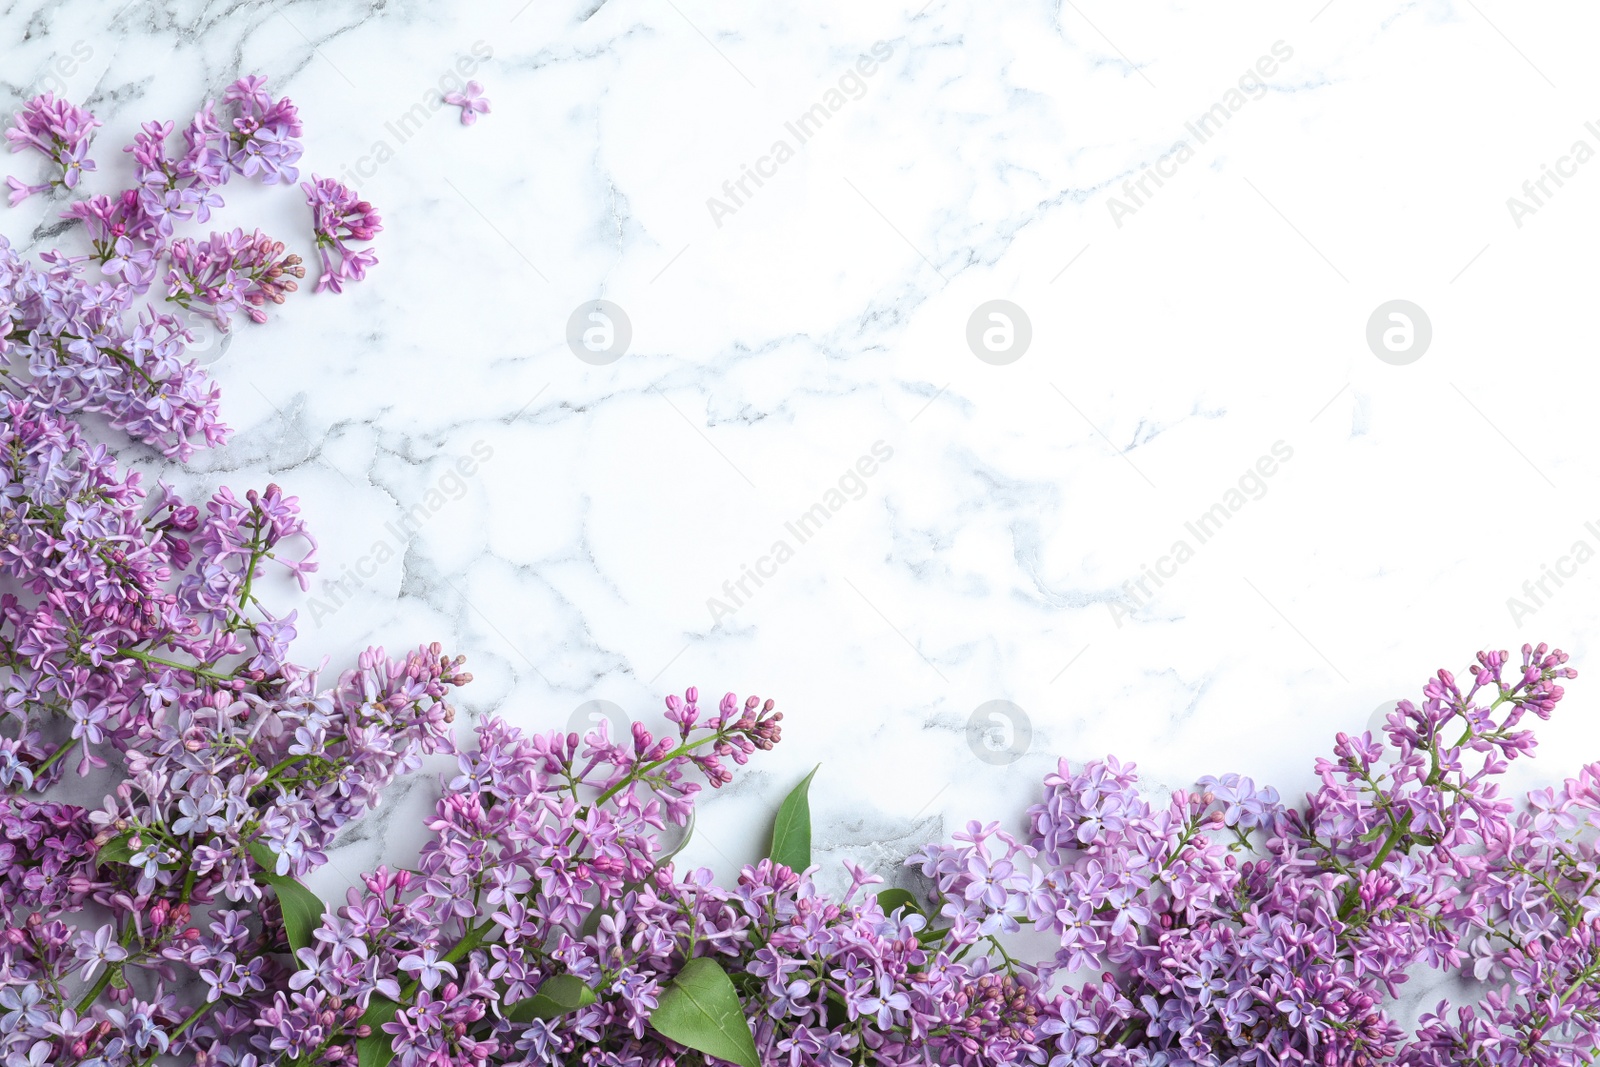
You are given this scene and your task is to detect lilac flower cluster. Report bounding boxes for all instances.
[10,78,377,327]
[276,698,1049,1067]
[263,697,792,1065]
[166,228,306,327]
[0,239,223,458]
[0,640,468,1066]
[4,91,100,202]
[10,63,1600,1067]
[915,645,1589,1066]
[0,358,475,1063]
[0,71,429,1066]
[227,642,1588,1067]
[222,76,305,185]
[302,177,382,293]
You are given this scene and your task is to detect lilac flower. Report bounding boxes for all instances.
[0,739,35,791]
[5,177,48,206]
[301,176,381,294]
[443,81,491,126]
[74,924,129,982]
[221,77,303,184]
[0,986,47,1034]
[6,1041,52,1067]
[4,93,101,201]
[60,190,165,261]
[171,793,223,835]
[66,700,108,746]
[165,227,304,326]
[398,947,457,991]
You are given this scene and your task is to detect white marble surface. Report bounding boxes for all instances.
[5,0,1600,932]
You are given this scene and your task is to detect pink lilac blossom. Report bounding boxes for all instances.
[302,176,381,293]
[221,76,304,185]
[4,91,101,203]
[165,228,304,327]
[444,81,491,126]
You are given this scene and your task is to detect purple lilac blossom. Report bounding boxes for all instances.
[165,228,305,327]
[302,176,381,293]
[4,92,101,202]
[221,77,304,185]
[8,64,1600,1067]
[444,82,491,126]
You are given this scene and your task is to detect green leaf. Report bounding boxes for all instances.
[506,974,598,1022]
[246,841,327,959]
[97,831,138,866]
[876,887,920,917]
[356,996,401,1067]
[648,957,760,1067]
[767,765,819,874]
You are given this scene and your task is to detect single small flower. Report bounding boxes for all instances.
[5,176,48,206]
[74,924,129,982]
[443,81,490,126]
[398,947,457,991]
[68,700,110,746]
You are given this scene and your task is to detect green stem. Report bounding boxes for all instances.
[115,647,232,682]
[74,965,117,1014]
[31,736,79,779]
[132,1001,211,1066]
